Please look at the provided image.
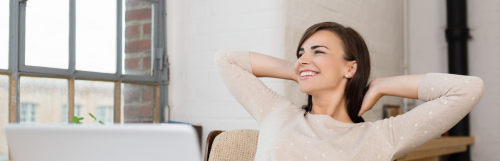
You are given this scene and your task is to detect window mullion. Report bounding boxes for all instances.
[155,85,160,123]
[17,1,26,71]
[8,74,17,123]
[69,0,76,73]
[68,78,74,123]
[116,0,122,77]
[114,81,121,124]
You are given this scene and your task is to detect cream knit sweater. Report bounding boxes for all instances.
[214,49,484,161]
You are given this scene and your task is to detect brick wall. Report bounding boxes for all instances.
[122,83,155,123]
[122,0,155,123]
[124,0,153,76]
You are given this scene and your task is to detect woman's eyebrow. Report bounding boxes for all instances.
[311,45,328,50]
[299,45,329,51]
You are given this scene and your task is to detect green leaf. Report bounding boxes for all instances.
[89,113,96,120]
[98,121,105,125]
[71,116,79,123]
[72,116,83,124]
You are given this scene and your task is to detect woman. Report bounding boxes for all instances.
[214,22,484,161]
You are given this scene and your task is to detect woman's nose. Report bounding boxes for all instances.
[298,53,311,65]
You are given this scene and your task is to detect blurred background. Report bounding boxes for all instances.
[1,0,498,161]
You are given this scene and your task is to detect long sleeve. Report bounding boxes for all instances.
[214,49,296,124]
[370,73,485,160]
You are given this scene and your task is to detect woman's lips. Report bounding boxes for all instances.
[300,74,318,80]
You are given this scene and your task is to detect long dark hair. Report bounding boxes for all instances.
[296,22,371,123]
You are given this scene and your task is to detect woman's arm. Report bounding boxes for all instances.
[249,51,297,82]
[366,73,484,160]
[215,50,296,124]
[358,74,426,116]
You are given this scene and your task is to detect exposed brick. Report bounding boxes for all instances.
[125,25,140,38]
[125,39,151,53]
[142,56,151,69]
[125,58,140,70]
[126,0,141,6]
[143,23,152,35]
[124,105,153,117]
[125,8,152,22]
[123,89,140,103]
[142,89,153,102]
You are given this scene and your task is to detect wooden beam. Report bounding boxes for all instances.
[400,157,438,161]
[155,85,160,123]
[68,79,74,123]
[397,136,474,161]
[409,136,473,152]
[8,74,16,123]
[114,82,121,124]
[398,146,466,161]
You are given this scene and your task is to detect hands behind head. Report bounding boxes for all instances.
[358,78,383,116]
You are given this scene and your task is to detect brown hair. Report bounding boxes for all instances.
[296,22,371,123]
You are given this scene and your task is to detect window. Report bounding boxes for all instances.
[24,0,69,69]
[20,77,68,124]
[19,103,37,124]
[97,106,114,124]
[1,0,168,160]
[0,0,9,70]
[0,75,9,161]
[122,83,156,123]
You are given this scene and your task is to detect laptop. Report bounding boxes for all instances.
[5,124,201,161]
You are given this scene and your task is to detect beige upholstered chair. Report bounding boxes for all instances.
[204,129,259,161]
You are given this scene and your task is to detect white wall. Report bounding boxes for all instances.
[407,0,500,160]
[166,0,403,153]
[468,1,500,160]
[166,0,286,149]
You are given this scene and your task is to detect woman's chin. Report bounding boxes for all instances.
[299,87,314,95]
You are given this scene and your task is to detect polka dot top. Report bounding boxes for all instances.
[214,49,485,161]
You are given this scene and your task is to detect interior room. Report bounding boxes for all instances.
[0,0,498,161]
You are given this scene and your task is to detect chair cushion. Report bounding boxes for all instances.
[208,129,259,161]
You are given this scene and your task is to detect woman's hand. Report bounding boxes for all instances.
[358,78,383,116]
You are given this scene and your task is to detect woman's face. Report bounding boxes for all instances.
[294,30,354,95]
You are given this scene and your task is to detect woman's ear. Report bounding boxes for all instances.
[347,61,357,77]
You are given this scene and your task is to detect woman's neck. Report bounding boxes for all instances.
[310,88,354,124]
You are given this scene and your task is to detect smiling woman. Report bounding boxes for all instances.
[294,22,371,123]
[215,21,484,160]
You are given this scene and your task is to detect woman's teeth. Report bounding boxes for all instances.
[300,71,317,77]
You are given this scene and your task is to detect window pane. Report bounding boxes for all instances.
[74,80,114,124]
[75,0,116,73]
[123,0,154,76]
[0,75,9,161]
[121,83,155,123]
[0,0,8,69]
[25,0,69,69]
[20,77,68,124]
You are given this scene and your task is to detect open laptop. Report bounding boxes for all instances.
[5,124,201,161]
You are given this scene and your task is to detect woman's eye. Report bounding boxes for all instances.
[315,51,324,54]
[298,53,303,58]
